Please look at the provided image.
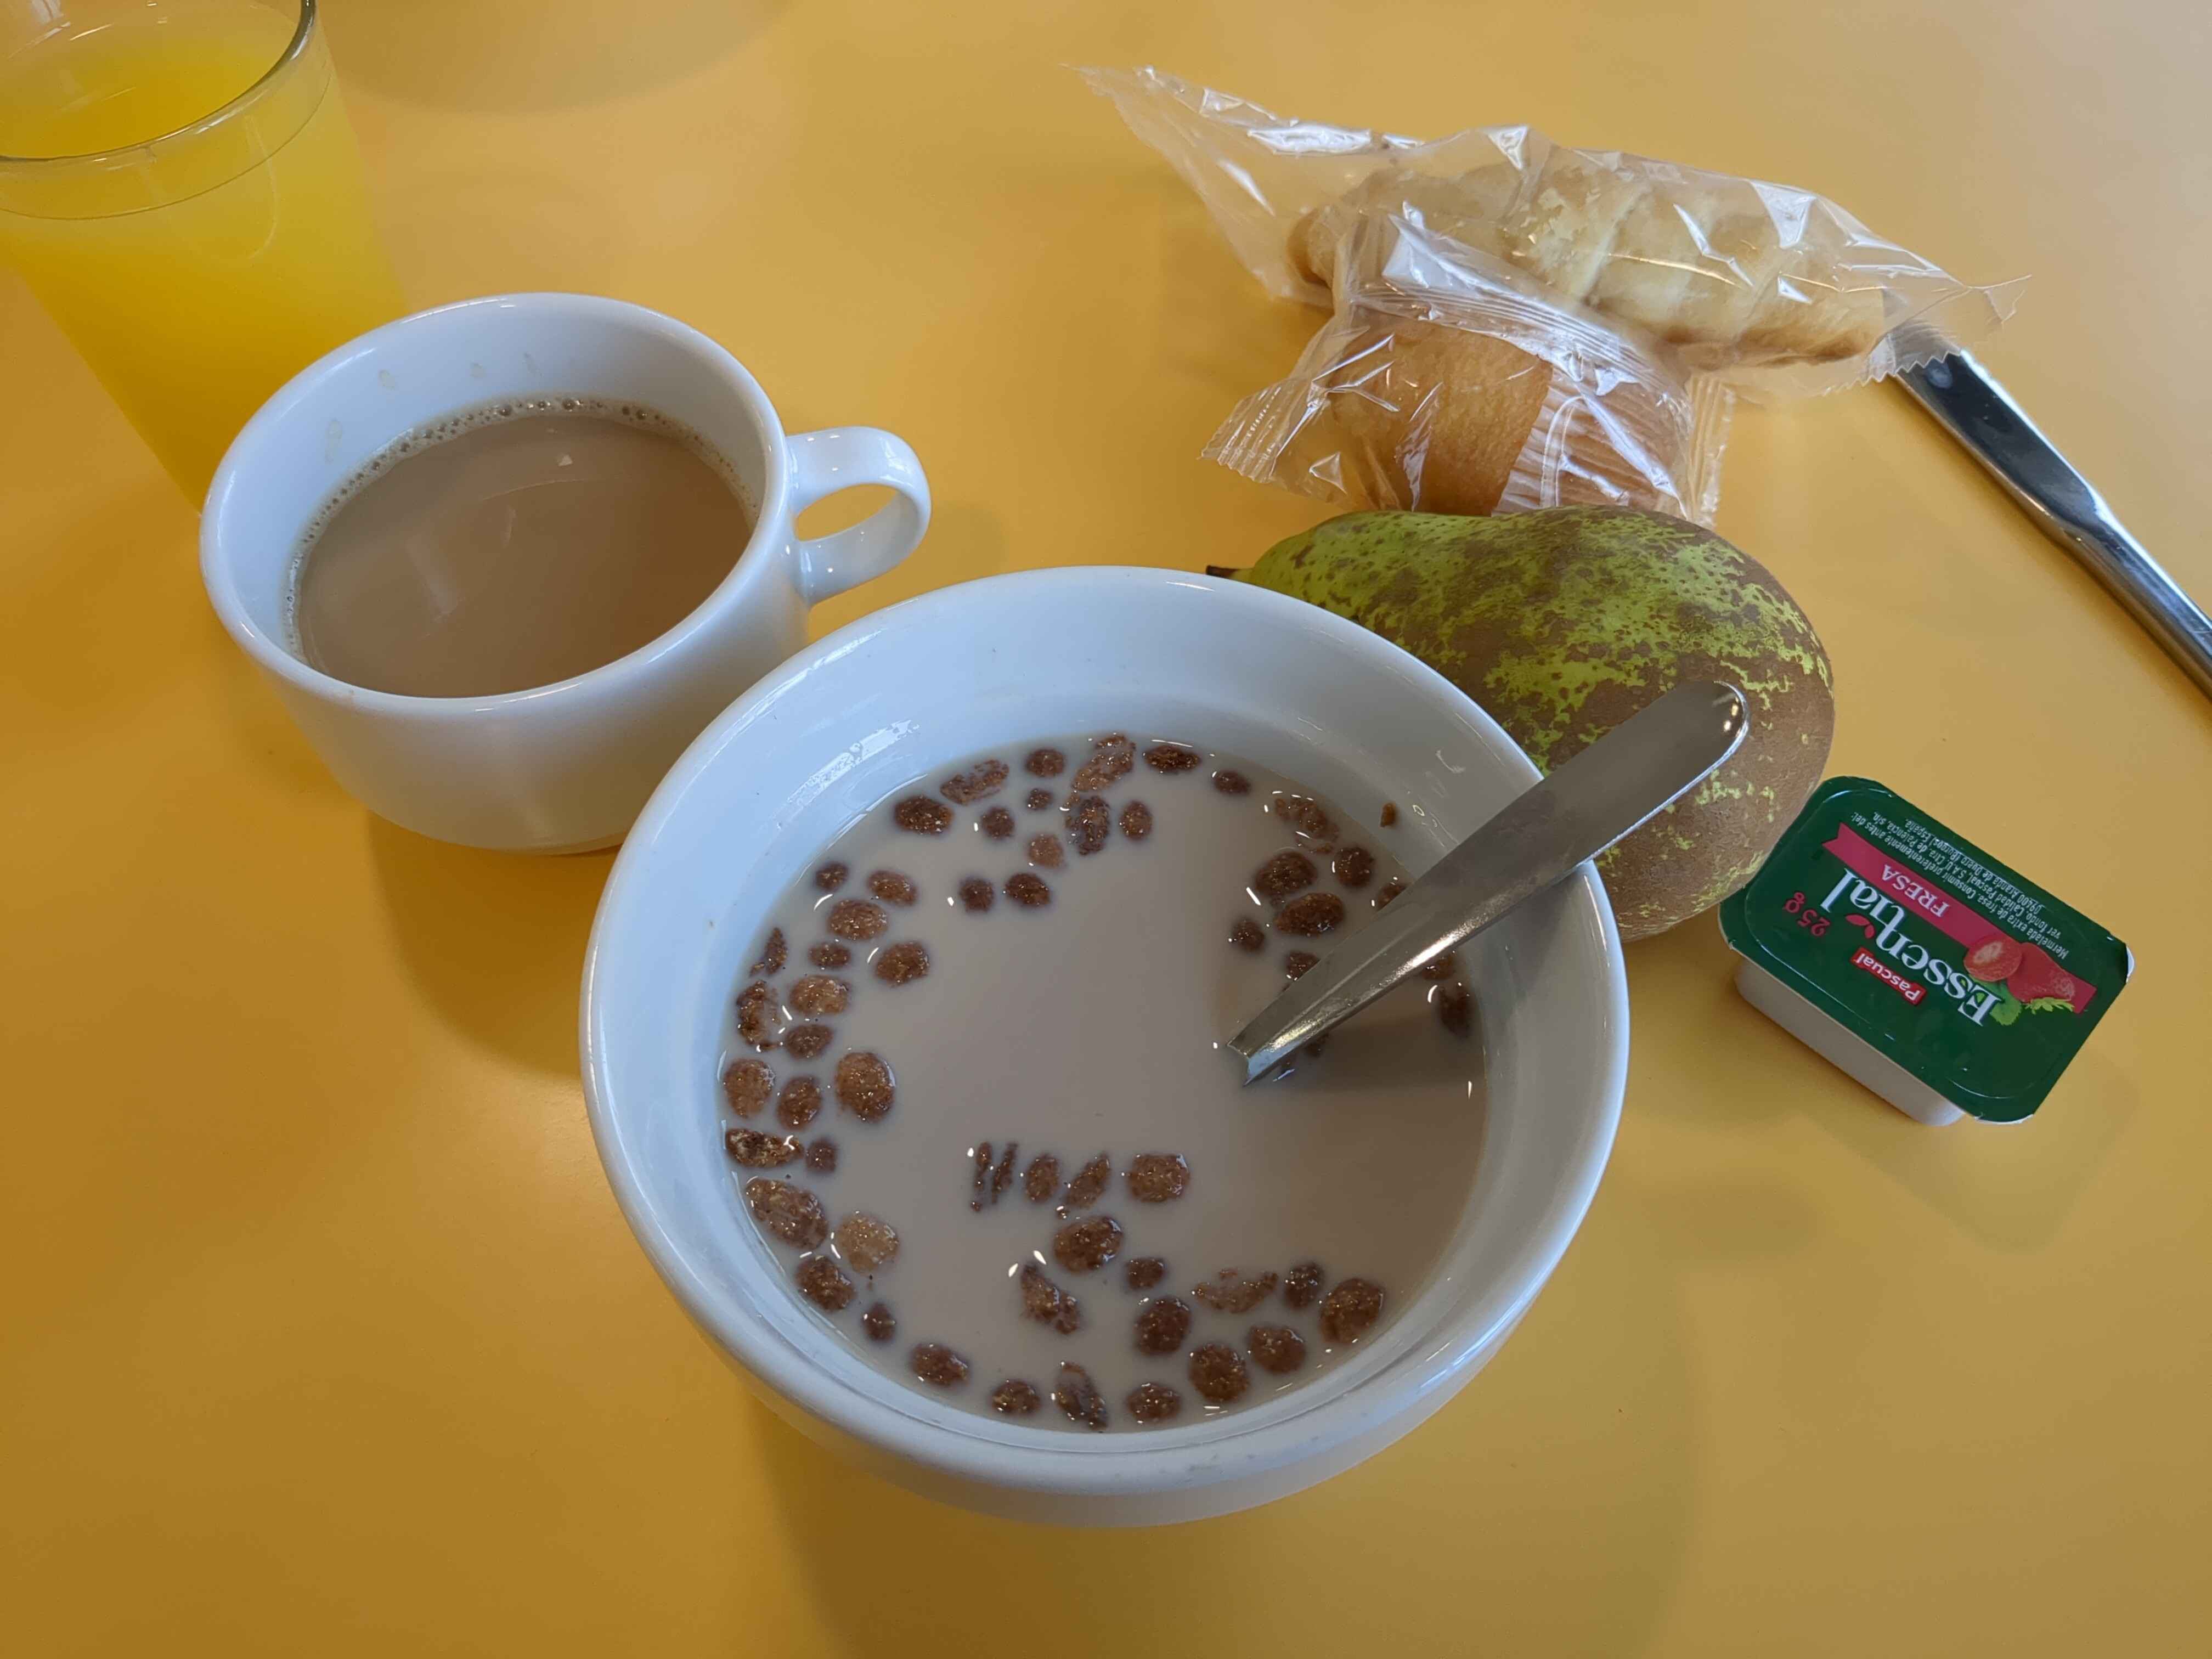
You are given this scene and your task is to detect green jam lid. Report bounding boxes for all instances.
[1719,777,2132,1122]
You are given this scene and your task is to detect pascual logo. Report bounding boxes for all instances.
[1821,866,2000,1024]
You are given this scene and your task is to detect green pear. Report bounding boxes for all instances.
[1220,506,1835,941]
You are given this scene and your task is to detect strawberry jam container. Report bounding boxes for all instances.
[1719,777,2132,1126]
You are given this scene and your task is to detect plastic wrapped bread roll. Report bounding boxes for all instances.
[1293,154,1889,366]
[1302,324,1550,516]
[1207,211,1731,524]
[1085,65,2018,397]
[1289,165,1521,289]
[1083,66,2021,520]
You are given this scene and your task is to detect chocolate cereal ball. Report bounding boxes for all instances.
[910,1343,969,1386]
[1318,1277,1387,1344]
[1134,1297,1192,1356]
[1248,1324,1307,1375]
[833,1052,895,1120]
[892,795,953,834]
[1126,1381,1183,1424]
[1188,1343,1249,1404]
[1126,1153,1189,1203]
[1053,1215,1125,1274]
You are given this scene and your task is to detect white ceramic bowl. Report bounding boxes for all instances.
[581,567,1628,1524]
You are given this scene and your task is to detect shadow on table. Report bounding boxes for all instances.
[750,1171,1725,1658]
[326,0,788,113]
[366,817,613,1078]
[1624,910,2141,1253]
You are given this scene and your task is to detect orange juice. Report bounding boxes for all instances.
[0,0,404,498]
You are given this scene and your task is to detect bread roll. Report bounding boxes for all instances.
[1736,211,1886,359]
[1294,153,1889,363]
[1290,165,1519,289]
[1499,148,1650,302]
[1267,179,1708,522]
[1624,205,1793,345]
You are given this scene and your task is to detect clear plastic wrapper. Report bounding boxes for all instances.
[1208,210,1734,522]
[1084,67,2022,522]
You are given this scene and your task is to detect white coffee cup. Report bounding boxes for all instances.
[200,292,930,852]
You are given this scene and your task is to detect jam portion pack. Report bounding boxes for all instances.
[1720,777,2132,1126]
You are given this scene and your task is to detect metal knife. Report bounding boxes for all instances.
[1898,335,2212,701]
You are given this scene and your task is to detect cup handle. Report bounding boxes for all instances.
[786,427,931,605]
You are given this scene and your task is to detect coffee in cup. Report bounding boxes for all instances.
[291,396,754,699]
[201,293,929,852]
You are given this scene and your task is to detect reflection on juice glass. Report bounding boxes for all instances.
[0,0,403,498]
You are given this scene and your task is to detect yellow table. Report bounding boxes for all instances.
[6,2,2207,1651]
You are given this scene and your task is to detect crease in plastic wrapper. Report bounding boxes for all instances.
[1082,66,2023,523]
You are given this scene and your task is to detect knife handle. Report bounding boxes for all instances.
[1900,348,2212,702]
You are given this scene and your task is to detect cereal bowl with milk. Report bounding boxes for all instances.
[581,566,1627,1523]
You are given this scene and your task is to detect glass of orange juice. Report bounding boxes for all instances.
[0,0,404,499]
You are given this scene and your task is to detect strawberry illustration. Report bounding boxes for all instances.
[1964,935,2024,983]
[2006,942,2078,1008]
